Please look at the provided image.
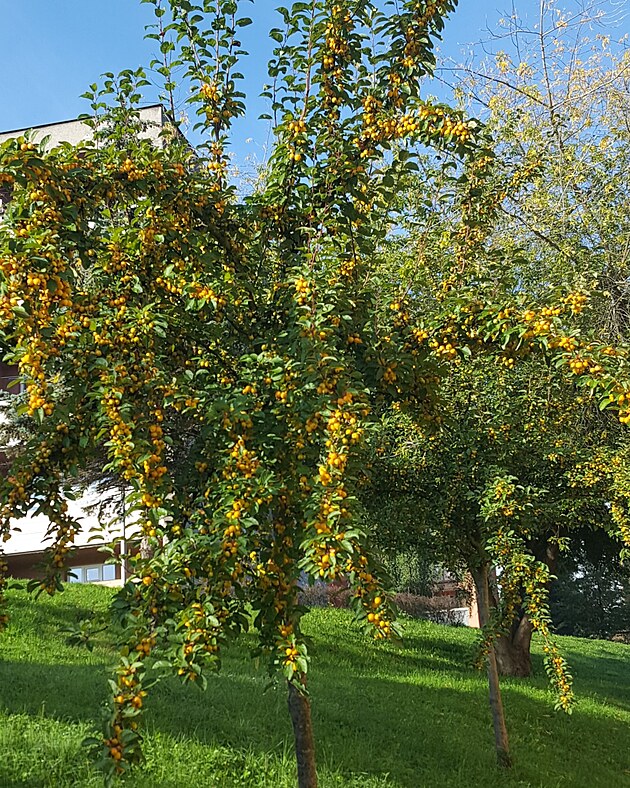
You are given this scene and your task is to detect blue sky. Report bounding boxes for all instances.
[0,1,624,165]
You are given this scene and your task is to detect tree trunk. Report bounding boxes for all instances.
[475,564,512,768]
[492,541,559,677]
[287,679,318,788]
[495,614,534,677]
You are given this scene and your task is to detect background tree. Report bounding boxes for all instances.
[362,0,630,679]
[445,0,630,332]
[550,528,630,639]
[356,17,630,755]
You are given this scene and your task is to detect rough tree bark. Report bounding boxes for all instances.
[490,542,559,678]
[474,563,512,768]
[495,614,534,677]
[287,678,318,788]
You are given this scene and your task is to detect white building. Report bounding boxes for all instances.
[0,104,168,148]
[1,106,172,583]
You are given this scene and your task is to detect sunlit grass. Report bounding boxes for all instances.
[1,584,629,786]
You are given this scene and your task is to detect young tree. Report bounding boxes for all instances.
[0,1,491,784]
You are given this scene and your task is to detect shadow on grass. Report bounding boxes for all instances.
[1,635,629,788]
[2,596,630,786]
[560,648,630,712]
[0,661,109,726]
[7,590,111,623]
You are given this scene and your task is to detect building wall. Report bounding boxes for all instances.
[0,105,166,148]
[7,544,123,584]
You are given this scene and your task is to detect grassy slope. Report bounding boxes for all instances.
[0,584,629,787]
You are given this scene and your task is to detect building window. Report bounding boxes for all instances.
[68,563,117,583]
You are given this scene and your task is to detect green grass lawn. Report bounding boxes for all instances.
[1,584,629,787]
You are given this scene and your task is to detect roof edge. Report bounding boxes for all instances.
[0,104,165,138]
